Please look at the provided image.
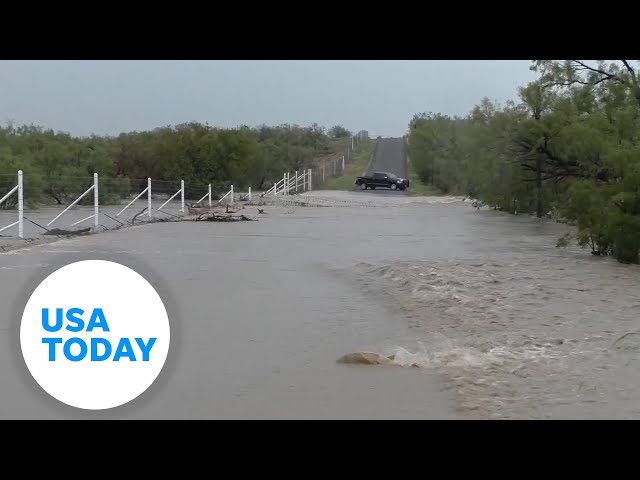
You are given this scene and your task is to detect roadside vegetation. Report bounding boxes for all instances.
[0,122,357,206]
[406,157,439,196]
[407,60,640,264]
[321,138,376,190]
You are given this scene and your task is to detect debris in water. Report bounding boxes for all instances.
[43,227,92,236]
[195,213,257,222]
[337,352,419,367]
[611,332,640,351]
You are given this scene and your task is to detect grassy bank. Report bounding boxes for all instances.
[320,139,376,190]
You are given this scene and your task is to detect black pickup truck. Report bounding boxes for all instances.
[355,172,410,191]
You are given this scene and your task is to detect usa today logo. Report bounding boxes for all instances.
[20,259,171,411]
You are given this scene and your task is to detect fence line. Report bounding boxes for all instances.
[48,173,98,227]
[264,169,313,198]
[316,134,370,186]
[0,172,266,239]
[0,134,368,240]
[195,184,213,207]
[158,180,184,212]
[116,178,151,218]
[218,185,234,205]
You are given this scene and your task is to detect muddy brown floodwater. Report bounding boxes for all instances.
[1,191,639,419]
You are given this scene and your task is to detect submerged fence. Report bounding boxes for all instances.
[0,135,371,241]
[0,172,235,239]
[0,168,316,240]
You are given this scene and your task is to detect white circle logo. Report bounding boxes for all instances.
[20,259,171,410]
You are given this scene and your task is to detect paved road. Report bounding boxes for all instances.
[367,137,407,178]
[360,137,409,196]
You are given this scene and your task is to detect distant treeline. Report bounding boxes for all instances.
[0,122,354,205]
[407,60,640,264]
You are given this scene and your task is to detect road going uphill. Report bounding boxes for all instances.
[360,137,410,195]
[367,137,407,178]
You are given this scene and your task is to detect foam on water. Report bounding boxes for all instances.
[387,343,503,369]
[353,258,640,419]
[3,189,639,419]
[299,190,469,207]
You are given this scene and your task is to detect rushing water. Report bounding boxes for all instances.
[1,191,638,419]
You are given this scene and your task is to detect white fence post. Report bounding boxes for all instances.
[116,182,149,217]
[147,177,152,217]
[0,171,25,236]
[195,186,210,208]
[231,185,234,203]
[303,170,306,191]
[295,170,298,192]
[308,169,312,191]
[181,180,185,212]
[158,183,184,212]
[94,173,99,229]
[322,165,325,184]
[342,155,345,171]
[18,170,24,238]
[248,187,251,202]
[47,182,96,227]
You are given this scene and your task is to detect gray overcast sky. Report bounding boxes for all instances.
[0,60,536,138]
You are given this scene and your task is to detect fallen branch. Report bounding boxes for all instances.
[611,332,640,351]
[43,227,92,236]
[195,213,257,222]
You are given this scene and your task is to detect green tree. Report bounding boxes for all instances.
[328,125,351,138]
[406,59,640,263]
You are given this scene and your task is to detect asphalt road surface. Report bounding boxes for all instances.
[367,137,407,178]
[360,137,409,195]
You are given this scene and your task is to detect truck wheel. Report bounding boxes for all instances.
[360,183,367,190]
[391,184,397,190]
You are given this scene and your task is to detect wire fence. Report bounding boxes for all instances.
[0,172,258,242]
[0,133,374,245]
[313,134,372,186]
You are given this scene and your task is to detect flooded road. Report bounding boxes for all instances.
[1,191,639,419]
